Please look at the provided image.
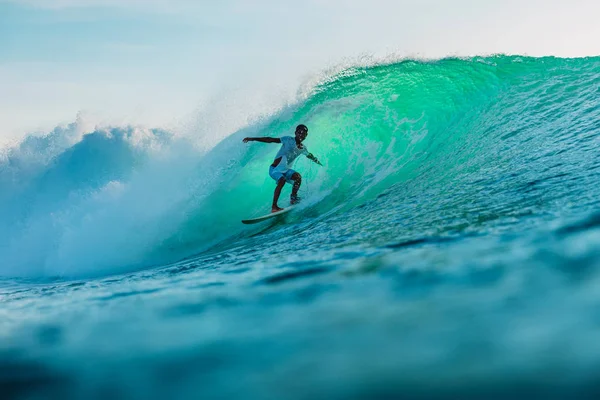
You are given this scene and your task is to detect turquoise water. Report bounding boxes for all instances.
[2,56,600,398]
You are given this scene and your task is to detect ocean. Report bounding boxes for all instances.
[2,55,600,399]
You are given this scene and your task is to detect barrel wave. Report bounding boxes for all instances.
[2,55,599,278]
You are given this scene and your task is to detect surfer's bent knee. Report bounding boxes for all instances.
[292,172,301,181]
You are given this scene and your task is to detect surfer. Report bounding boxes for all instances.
[243,124,322,212]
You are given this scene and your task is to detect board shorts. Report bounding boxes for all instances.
[269,165,297,184]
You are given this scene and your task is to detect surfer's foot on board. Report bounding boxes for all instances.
[290,195,301,205]
[271,206,284,213]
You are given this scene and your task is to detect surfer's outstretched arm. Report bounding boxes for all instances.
[243,137,282,144]
[307,153,323,166]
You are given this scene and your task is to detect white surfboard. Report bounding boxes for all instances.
[242,206,296,225]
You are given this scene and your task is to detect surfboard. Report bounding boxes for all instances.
[242,206,296,225]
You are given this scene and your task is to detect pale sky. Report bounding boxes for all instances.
[1,0,599,144]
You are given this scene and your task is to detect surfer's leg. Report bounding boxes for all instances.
[272,177,286,213]
[290,172,302,204]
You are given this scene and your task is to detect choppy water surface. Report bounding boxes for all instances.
[2,56,600,399]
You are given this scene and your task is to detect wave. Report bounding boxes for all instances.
[1,55,599,278]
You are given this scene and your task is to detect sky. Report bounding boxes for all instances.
[1,0,599,145]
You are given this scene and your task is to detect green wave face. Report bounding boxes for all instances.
[159,55,600,263]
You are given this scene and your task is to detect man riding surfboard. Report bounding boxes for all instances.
[243,124,322,213]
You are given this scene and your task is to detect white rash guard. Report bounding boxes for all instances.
[273,136,309,171]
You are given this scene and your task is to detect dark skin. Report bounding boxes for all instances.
[243,128,322,212]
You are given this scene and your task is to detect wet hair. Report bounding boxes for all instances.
[296,124,308,134]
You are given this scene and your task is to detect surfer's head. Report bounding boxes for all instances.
[295,124,308,142]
